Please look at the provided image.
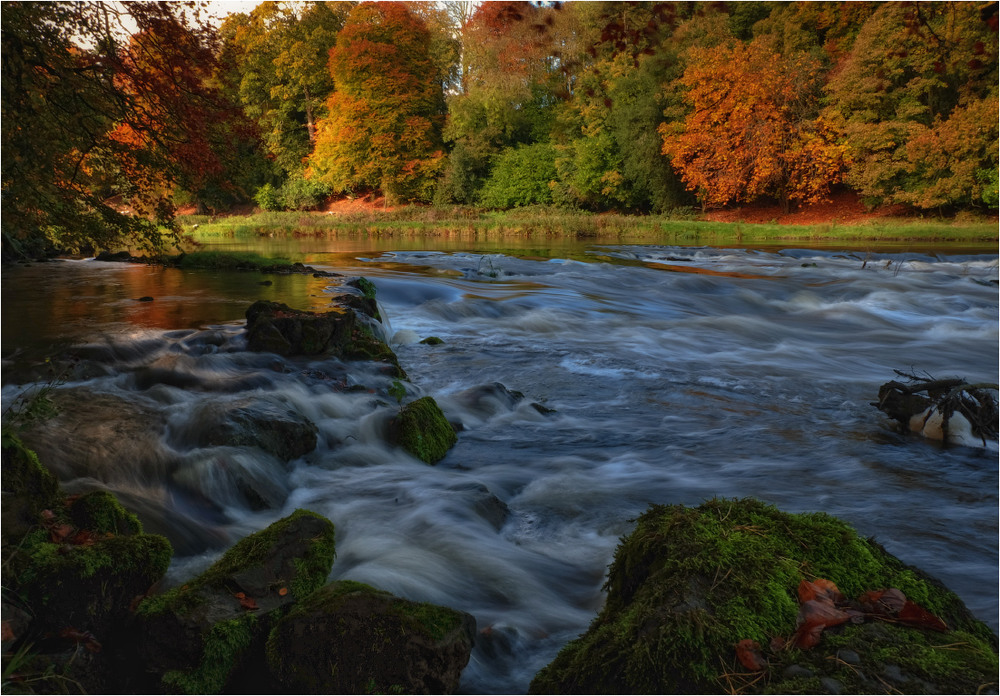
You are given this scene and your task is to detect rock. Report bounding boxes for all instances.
[136,509,337,694]
[529,498,998,695]
[420,336,445,345]
[389,396,458,464]
[176,397,318,463]
[265,580,476,694]
[244,300,402,377]
[137,296,154,302]
[1,431,60,538]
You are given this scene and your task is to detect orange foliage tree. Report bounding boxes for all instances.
[660,40,849,212]
[308,2,445,203]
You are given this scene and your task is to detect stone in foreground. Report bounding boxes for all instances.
[529,498,998,694]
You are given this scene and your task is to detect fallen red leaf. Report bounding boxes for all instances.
[278,587,288,596]
[792,598,852,649]
[798,578,844,604]
[69,529,97,546]
[898,600,948,632]
[235,592,258,610]
[858,588,906,616]
[58,627,102,653]
[49,524,75,543]
[735,639,768,671]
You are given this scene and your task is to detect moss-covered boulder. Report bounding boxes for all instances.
[389,396,458,464]
[529,498,998,695]
[1,430,60,538]
[266,580,476,694]
[136,509,336,694]
[244,298,402,377]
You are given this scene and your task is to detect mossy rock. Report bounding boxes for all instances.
[244,300,403,377]
[1,430,60,538]
[419,336,445,345]
[529,498,998,694]
[389,396,457,464]
[136,509,337,694]
[15,529,172,639]
[265,580,476,694]
[68,490,144,536]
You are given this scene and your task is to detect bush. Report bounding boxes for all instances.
[478,143,559,208]
[253,183,282,212]
[278,174,332,211]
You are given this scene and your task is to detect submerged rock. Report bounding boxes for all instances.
[388,396,458,464]
[177,397,318,463]
[529,498,998,695]
[266,580,476,695]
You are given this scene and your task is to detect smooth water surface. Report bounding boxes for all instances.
[3,239,997,693]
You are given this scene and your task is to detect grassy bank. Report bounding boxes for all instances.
[178,206,998,249]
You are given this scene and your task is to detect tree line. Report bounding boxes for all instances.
[2,1,997,256]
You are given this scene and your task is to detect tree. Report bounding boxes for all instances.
[1,1,223,257]
[221,2,352,177]
[824,2,999,209]
[308,2,445,203]
[660,39,848,211]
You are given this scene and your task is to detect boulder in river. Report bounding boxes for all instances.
[177,397,319,463]
[266,580,476,694]
[529,498,998,694]
[244,299,403,377]
[388,396,458,464]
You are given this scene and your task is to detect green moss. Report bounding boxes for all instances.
[162,615,257,694]
[419,336,444,345]
[69,490,143,535]
[530,498,998,694]
[1,430,59,505]
[176,251,290,270]
[355,277,377,299]
[210,509,335,598]
[392,396,457,464]
[391,600,464,642]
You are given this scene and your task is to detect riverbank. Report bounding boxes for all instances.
[177,193,998,252]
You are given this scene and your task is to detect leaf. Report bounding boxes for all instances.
[58,627,102,653]
[898,601,948,632]
[278,587,288,596]
[798,578,844,604]
[858,587,906,615]
[792,598,852,649]
[735,638,768,671]
[235,592,259,611]
[49,524,75,544]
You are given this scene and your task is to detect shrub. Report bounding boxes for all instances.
[253,183,282,211]
[478,143,558,208]
[278,174,332,211]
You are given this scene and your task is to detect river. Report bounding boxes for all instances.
[2,237,997,693]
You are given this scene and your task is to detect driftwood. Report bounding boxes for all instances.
[873,370,998,446]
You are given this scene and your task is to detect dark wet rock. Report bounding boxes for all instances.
[529,498,998,695]
[19,388,171,482]
[137,296,154,302]
[836,649,860,665]
[388,396,457,464]
[244,299,402,377]
[174,397,318,463]
[420,336,445,345]
[1,431,61,540]
[172,448,292,512]
[135,509,337,694]
[454,382,525,416]
[782,664,814,679]
[266,580,476,695]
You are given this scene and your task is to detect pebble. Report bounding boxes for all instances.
[836,649,861,665]
[820,677,844,694]
[782,664,814,679]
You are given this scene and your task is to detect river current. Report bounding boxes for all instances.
[2,242,997,692]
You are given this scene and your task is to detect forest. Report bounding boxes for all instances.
[2,0,998,258]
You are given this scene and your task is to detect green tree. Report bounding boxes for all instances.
[824,2,998,209]
[308,2,445,203]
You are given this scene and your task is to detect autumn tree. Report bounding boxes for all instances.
[308,2,445,203]
[660,38,849,212]
[221,2,352,176]
[824,2,998,209]
[1,1,223,257]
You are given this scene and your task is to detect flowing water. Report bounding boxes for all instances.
[2,239,997,693]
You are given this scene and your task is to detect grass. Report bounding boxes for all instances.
[177,205,998,250]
